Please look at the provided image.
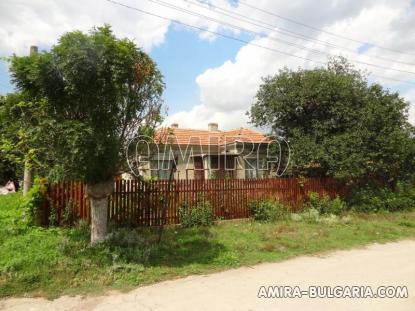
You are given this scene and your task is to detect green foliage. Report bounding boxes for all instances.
[105,228,155,264]
[249,200,288,221]
[22,177,48,225]
[348,182,415,213]
[48,204,58,227]
[250,57,415,181]
[61,200,76,226]
[0,93,47,180]
[0,193,27,243]
[9,25,164,183]
[179,197,215,227]
[294,208,321,223]
[308,192,347,215]
[2,193,415,298]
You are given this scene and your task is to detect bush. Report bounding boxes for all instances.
[291,208,320,223]
[22,177,48,226]
[299,207,320,222]
[179,197,215,227]
[249,200,288,222]
[348,182,415,213]
[61,200,76,226]
[308,192,347,215]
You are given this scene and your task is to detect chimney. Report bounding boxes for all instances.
[170,123,179,129]
[208,122,218,131]
[29,45,38,56]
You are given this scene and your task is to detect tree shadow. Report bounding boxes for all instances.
[148,227,226,267]
[63,223,226,268]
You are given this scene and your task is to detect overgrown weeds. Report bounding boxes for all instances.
[179,196,215,227]
[1,191,415,298]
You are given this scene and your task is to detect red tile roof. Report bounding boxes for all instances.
[155,127,270,145]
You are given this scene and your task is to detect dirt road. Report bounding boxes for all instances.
[2,239,415,311]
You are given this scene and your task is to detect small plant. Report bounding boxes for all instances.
[48,204,58,226]
[329,196,348,215]
[249,200,288,222]
[179,196,215,227]
[308,192,347,215]
[299,208,320,222]
[318,214,340,225]
[22,177,48,226]
[62,200,76,226]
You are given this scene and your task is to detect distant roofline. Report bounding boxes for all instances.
[155,126,270,146]
[162,126,266,133]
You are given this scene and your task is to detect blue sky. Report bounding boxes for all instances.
[0,61,11,94]
[0,27,246,114]
[0,0,414,128]
[150,28,245,114]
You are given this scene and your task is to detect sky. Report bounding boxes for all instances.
[1,0,415,131]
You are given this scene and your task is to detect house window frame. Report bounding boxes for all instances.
[150,159,173,180]
[244,157,265,179]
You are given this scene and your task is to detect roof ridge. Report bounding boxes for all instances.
[164,126,259,133]
[166,127,223,132]
[155,127,269,146]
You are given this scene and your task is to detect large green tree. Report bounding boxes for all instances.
[10,25,164,243]
[0,93,51,187]
[250,57,415,184]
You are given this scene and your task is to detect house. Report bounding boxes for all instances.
[136,123,274,180]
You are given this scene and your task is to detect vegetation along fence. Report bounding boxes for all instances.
[44,178,351,226]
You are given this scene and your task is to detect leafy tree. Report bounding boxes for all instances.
[0,94,21,185]
[250,57,415,184]
[10,25,164,243]
[0,93,50,187]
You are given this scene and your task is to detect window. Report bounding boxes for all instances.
[245,158,264,179]
[151,160,173,180]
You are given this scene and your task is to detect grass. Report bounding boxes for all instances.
[1,193,415,298]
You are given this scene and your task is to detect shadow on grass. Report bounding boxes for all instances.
[149,229,225,267]
[63,224,226,269]
[149,227,226,267]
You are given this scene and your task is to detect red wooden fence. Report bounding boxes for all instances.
[45,178,350,226]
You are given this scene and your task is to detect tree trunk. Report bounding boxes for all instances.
[86,180,114,245]
[23,162,32,196]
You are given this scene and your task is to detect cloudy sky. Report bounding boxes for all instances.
[1,0,415,130]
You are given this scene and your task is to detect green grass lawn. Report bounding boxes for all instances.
[1,193,415,298]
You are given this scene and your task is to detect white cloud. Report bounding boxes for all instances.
[1,0,415,129]
[403,90,415,125]
[0,0,251,55]
[164,104,251,130]
[166,0,415,129]
[0,0,172,55]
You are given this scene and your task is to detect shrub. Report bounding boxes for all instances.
[22,177,48,226]
[319,214,340,225]
[179,197,215,227]
[61,200,76,226]
[348,182,415,213]
[308,192,347,215]
[249,200,288,222]
[302,208,320,222]
[48,204,58,226]
[291,208,320,223]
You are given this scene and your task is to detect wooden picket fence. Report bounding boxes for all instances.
[44,178,351,226]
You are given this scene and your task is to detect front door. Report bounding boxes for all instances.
[193,156,204,180]
[210,155,236,179]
